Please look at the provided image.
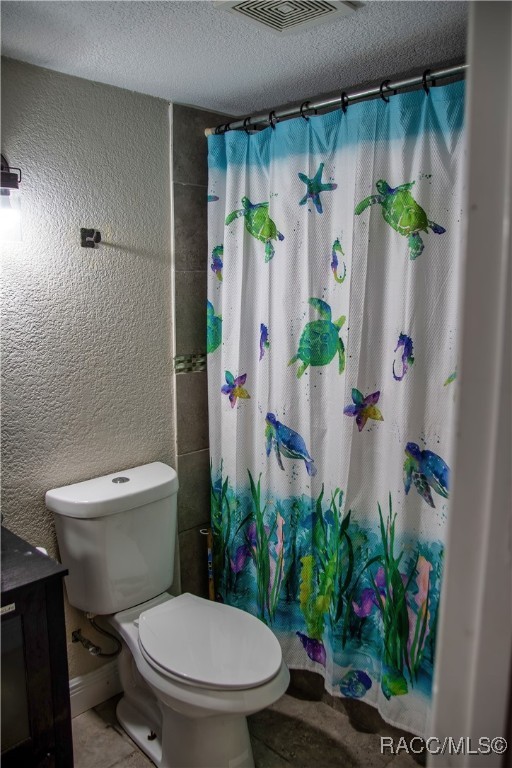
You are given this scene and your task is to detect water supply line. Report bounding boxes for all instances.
[72,616,122,658]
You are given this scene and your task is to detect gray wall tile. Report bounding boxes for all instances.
[176,371,209,453]
[173,104,232,185]
[177,449,211,533]
[179,525,210,598]
[172,103,231,594]
[174,182,208,271]
[175,271,207,355]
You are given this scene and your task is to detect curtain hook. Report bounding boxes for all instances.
[243,117,252,134]
[300,101,311,121]
[340,91,349,114]
[422,69,432,95]
[380,80,391,103]
[268,111,278,129]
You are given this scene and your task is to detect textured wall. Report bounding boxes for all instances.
[1,58,175,678]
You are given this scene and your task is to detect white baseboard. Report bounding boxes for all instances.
[69,659,122,718]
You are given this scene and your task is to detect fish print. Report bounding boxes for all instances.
[331,238,347,283]
[230,544,249,574]
[344,389,384,432]
[352,567,407,618]
[403,442,449,508]
[352,588,379,619]
[221,371,250,408]
[265,413,317,476]
[210,245,223,281]
[381,665,408,700]
[393,333,414,381]
[298,162,337,214]
[259,323,270,361]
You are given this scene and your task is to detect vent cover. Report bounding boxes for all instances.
[216,1,356,35]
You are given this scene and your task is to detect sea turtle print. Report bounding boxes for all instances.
[355,179,446,260]
[265,413,317,477]
[403,442,450,508]
[288,298,346,378]
[206,300,222,353]
[225,197,284,262]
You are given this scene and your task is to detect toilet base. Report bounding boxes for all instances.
[160,707,254,768]
[117,697,163,766]
[117,694,255,768]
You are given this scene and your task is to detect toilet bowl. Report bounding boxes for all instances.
[109,592,289,768]
[45,462,289,768]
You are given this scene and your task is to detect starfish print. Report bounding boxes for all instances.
[221,371,250,408]
[298,162,337,214]
[343,389,384,432]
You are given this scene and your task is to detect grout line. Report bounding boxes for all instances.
[168,100,179,474]
[179,520,211,535]
[248,733,293,765]
[173,180,208,189]
[177,446,209,457]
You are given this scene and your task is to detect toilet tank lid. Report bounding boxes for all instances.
[45,462,178,519]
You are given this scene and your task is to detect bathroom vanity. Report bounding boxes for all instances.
[1,526,73,768]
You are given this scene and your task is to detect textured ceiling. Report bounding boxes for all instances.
[1,1,468,118]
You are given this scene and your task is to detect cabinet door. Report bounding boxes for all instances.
[1,612,31,750]
[1,583,56,767]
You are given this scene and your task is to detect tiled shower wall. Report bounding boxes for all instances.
[172,105,230,597]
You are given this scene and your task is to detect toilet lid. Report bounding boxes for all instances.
[138,593,282,690]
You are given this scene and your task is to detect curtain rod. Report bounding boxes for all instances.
[205,63,467,136]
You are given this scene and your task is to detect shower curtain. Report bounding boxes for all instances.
[207,80,464,736]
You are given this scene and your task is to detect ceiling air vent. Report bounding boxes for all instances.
[216,1,357,35]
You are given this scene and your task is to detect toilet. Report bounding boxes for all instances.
[46,462,289,768]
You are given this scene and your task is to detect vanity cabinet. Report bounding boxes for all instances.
[1,527,73,768]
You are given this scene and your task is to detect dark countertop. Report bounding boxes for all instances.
[1,526,67,595]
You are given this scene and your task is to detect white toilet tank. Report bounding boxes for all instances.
[46,462,179,615]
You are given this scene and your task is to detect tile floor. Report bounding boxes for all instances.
[72,692,420,768]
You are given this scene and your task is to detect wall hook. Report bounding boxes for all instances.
[81,228,101,248]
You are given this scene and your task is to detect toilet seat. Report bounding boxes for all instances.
[138,593,282,690]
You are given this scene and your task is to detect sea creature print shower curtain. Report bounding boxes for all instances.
[207,81,465,736]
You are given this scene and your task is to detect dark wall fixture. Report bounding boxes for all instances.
[80,228,101,248]
[1,154,22,242]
